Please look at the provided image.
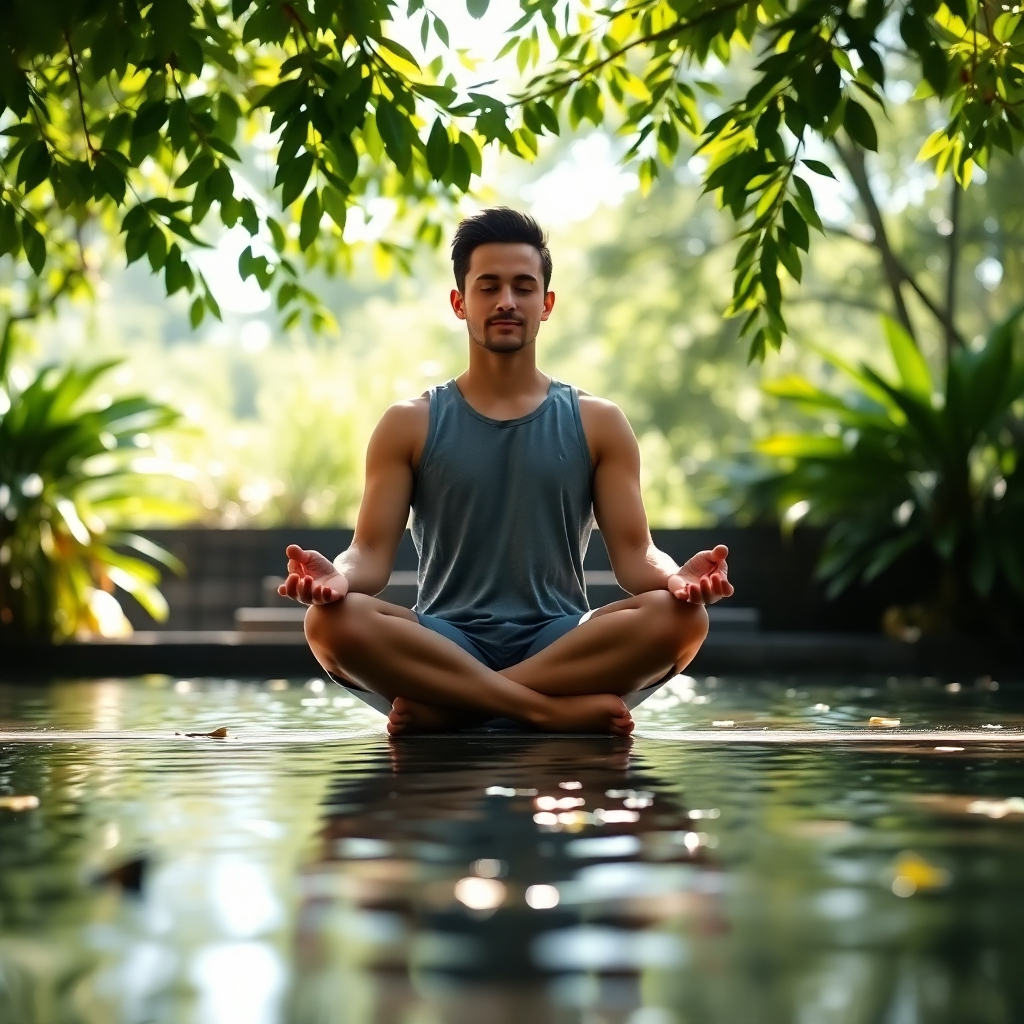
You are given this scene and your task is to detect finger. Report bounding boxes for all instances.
[299,576,313,603]
[711,544,729,563]
[285,544,310,562]
[700,577,714,602]
[686,584,704,605]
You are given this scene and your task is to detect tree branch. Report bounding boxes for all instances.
[945,176,961,357]
[64,29,95,162]
[831,138,916,340]
[832,138,966,349]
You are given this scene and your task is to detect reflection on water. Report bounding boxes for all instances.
[1,675,1024,1023]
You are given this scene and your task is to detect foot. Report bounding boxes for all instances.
[387,696,467,736]
[533,694,634,736]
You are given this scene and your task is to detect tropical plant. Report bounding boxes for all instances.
[4,1,1024,355]
[0,327,187,641]
[738,309,1024,633]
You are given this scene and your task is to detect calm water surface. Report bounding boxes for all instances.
[1,673,1024,1024]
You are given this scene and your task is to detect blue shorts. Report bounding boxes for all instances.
[415,612,584,672]
[328,610,671,720]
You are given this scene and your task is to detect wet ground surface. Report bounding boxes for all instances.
[2,672,1024,1023]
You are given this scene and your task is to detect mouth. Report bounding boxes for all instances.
[489,320,523,328]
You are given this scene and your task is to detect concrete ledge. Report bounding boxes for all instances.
[1,631,1019,679]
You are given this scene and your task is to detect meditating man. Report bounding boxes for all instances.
[279,208,734,736]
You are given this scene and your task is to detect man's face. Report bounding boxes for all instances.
[450,242,554,353]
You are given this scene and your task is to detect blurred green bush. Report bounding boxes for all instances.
[739,310,1024,635]
[0,329,187,641]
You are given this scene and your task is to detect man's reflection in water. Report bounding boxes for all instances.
[287,736,725,1024]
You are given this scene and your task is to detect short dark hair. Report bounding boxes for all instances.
[451,207,552,293]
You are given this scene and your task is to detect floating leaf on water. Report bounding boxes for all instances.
[184,726,229,738]
[0,795,39,811]
[869,716,901,727]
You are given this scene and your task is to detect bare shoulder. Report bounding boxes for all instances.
[576,392,637,461]
[369,395,430,463]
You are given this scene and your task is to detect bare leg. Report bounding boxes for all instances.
[303,594,633,736]
[502,590,709,697]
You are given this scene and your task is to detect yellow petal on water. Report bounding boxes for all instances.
[891,851,950,896]
[184,726,229,738]
[0,795,40,811]
[869,716,901,727]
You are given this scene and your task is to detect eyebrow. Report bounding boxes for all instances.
[474,273,539,283]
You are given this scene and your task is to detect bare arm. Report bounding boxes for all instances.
[580,395,734,604]
[279,398,427,605]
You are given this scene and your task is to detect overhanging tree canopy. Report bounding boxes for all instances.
[1,0,1020,354]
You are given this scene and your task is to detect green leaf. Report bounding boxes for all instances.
[280,152,315,209]
[0,204,17,257]
[174,152,214,189]
[147,227,167,271]
[467,0,489,16]
[375,99,412,174]
[125,227,148,265]
[299,188,321,250]
[133,99,170,138]
[782,201,809,251]
[16,141,51,194]
[844,100,878,151]
[21,219,45,275]
[802,158,836,178]
[322,186,347,231]
[189,296,205,328]
[92,152,126,204]
[882,316,932,400]
[426,118,450,179]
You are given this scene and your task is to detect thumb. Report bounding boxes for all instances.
[710,544,729,563]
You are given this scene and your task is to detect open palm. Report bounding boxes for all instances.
[277,545,349,605]
[667,544,734,605]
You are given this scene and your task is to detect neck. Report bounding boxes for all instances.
[460,339,548,400]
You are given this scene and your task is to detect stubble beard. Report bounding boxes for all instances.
[469,319,534,353]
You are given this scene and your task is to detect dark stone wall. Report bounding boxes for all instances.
[125,527,934,634]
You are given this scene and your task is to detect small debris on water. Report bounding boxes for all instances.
[869,717,901,727]
[982,724,1004,730]
[934,746,965,752]
[813,703,830,712]
[93,854,148,894]
[712,720,735,727]
[0,795,39,811]
[182,726,229,738]
[945,682,962,693]
[558,781,582,790]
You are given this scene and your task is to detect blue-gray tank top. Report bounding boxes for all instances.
[411,378,595,633]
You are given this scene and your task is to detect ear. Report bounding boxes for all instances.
[540,290,555,321]
[450,288,467,320]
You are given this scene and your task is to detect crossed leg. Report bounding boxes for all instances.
[303,590,708,736]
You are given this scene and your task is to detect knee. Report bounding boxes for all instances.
[637,590,709,660]
[304,594,374,658]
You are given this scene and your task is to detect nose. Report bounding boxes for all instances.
[495,286,517,311]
